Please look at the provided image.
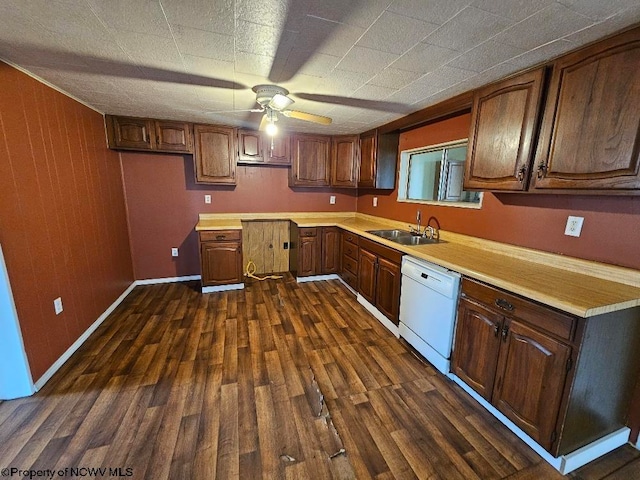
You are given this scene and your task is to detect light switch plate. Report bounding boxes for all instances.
[565,216,584,237]
[204,194,211,204]
[373,197,378,207]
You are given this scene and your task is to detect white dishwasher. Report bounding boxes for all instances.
[399,256,461,374]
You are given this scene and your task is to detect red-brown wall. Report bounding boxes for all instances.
[0,62,133,381]
[120,153,357,280]
[358,114,640,270]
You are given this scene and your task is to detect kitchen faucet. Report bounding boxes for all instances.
[410,210,422,235]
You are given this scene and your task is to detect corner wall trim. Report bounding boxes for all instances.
[33,281,137,391]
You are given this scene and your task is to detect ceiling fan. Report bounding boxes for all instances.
[250,85,332,134]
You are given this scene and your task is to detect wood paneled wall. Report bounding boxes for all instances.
[357,114,640,271]
[0,62,133,381]
[120,153,357,280]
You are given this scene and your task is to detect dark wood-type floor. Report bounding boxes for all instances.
[1,275,639,479]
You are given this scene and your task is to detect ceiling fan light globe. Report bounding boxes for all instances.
[265,122,278,136]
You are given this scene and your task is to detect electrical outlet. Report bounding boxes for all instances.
[564,216,584,237]
[329,195,336,205]
[204,194,211,204]
[171,247,179,257]
[373,197,378,207]
[54,297,63,315]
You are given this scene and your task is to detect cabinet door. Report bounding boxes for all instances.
[532,27,640,192]
[331,135,359,188]
[201,241,243,286]
[357,249,377,304]
[238,129,264,163]
[290,134,331,186]
[375,257,401,324]
[263,134,291,165]
[492,320,571,450]
[451,298,503,401]
[464,68,545,191]
[321,227,340,274]
[193,125,237,184]
[298,235,319,277]
[358,133,376,188]
[155,121,192,153]
[108,116,155,150]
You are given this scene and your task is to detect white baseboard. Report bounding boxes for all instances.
[337,276,358,296]
[202,283,244,293]
[448,374,630,474]
[34,281,137,390]
[296,274,339,283]
[357,294,399,338]
[135,275,201,285]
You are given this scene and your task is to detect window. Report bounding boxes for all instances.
[397,139,482,208]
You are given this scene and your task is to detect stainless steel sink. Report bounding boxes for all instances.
[367,229,444,246]
[366,229,411,240]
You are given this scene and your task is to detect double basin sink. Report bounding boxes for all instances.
[367,229,443,246]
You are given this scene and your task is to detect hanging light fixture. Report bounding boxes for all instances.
[265,108,278,136]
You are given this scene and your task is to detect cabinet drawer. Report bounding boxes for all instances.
[342,231,359,245]
[341,269,357,290]
[359,237,403,264]
[461,278,576,342]
[199,229,241,242]
[342,238,359,261]
[342,254,358,276]
[299,227,317,237]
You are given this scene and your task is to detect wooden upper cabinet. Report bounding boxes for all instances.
[155,121,192,152]
[531,27,640,192]
[237,129,263,163]
[106,116,193,153]
[193,124,237,184]
[263,134,291,165]
[107,116,155,150]
[358,130,399,189]
[464,68,546,191]
[289,134,331,187]
[331,135,359,188]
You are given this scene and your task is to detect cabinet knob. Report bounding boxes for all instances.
[516,165,527,182]
[536,162,547,179]
[501,325,509,342]
[494,323,500,337]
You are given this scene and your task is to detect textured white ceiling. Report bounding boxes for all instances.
[1,0,638,134]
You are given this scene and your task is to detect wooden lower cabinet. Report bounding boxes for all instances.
[452,277,640,457]
[357,238,402,324]
[339,230,359,290]
[199,230,243,286]
[294,226,339,277]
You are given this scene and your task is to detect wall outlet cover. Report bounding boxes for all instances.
[204,194,212,204]
[330,195,336,205]
[565,216,584,237]
[373,197,378,207]
[171,248,179,257]
[54,297,63,315]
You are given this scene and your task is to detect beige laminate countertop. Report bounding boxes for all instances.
[196,212,640,318]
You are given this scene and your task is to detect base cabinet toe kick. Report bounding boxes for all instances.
[449,277,640,474]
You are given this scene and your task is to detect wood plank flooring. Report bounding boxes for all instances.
[1,275,638,479]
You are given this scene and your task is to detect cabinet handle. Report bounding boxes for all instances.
[536,162,547,179]
[494,323,500,337]
[495,298,514,312]
[516,165,526,182]
[501,325,509,342]
[216,235,225,240]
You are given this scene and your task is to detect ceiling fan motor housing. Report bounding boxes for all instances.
[253,84,289,107]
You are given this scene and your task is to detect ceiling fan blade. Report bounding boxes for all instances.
[267,0,366,83]
[281,110,332,125]
[258,113,268,132]
[204,108,262,114]
[293,93,409,113]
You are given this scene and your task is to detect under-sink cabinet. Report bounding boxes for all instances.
[451,277,640,460]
